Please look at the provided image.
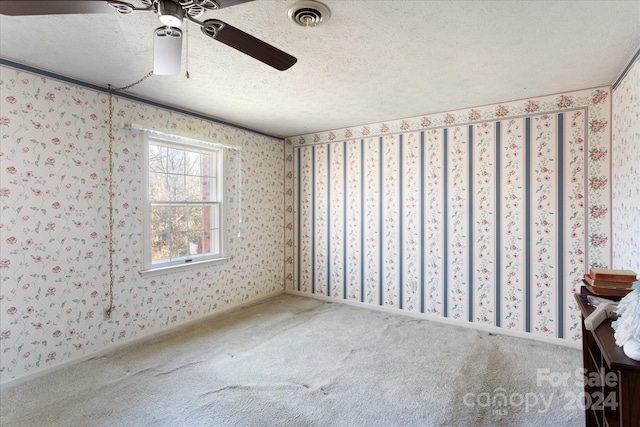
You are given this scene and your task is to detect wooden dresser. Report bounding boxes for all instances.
[575,294,640,427]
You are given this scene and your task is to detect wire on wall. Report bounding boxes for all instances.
[105,71,153,319]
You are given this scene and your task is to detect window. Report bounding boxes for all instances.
[142,133,225,273]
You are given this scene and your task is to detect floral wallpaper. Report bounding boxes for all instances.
[286,86,613,343]
[0,65,285,384]
[612,53,640,275]
[2,52,636,384]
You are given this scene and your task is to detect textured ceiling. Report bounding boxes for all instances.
[1,0,639,138]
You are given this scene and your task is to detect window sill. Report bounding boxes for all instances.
[139,256,229,278]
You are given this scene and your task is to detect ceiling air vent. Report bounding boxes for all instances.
[287,0,331,27]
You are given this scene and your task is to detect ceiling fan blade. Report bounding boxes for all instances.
[204,20,297,71]
[0,1,114,16]
[213,0,255,10]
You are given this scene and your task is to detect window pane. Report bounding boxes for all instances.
[210,203,219,230]
[149,172,170,201]
[185,150,201,176]
[201,177,213,201]
[209,204,220,254]
[148,144,166,173]
[201,206,211,253]
[151,232,169,263]
[166,174,185,202]
[174,206,189,233]
[151,206,171,234]
[184,176,203,202]
[207,177,217,201]
[149,173,188,202]
[187,205,204,231]
[208,152,217,178]
[169,231,189,259]
[187,231,203,255]
[167,147,184,175]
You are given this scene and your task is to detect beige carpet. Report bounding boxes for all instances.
[0,294,583,426]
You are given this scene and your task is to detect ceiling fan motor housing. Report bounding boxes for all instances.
[157,0,185,26]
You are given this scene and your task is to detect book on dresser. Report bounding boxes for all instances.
[589,268,638,283]
[583,275,634,289]
[585,269,637,298]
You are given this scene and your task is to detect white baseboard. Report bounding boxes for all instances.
[285,289,582,350]
[0,290,284,391]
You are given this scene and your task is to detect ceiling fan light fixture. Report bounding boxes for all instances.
[157,0,184,27]
[153,26,183,75]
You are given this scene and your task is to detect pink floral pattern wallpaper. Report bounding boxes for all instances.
[362,138,381,305]
[381,134,400,308]
[423,129,445,315]
[0,65,285,384]
[447,125,470,321]
[501,118,525,331]
[612,54,640,275]
[295,146,313,294]
[329,142,345,298]
[287,86,613,343]
[313,144,328,295]
[345,139,362,301]
[473,122,496,325]
[401,132,421,313]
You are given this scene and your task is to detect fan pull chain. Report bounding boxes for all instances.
[111,70,154,92]
[185,21,190,79]
[104,71,153,319]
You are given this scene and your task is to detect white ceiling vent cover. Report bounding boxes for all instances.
[288,0,331,27]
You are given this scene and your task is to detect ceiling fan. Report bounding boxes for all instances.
[0,0,298,74]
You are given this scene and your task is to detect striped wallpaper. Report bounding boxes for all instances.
[285,87,612,343]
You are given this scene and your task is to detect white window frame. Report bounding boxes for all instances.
[140,131,228,277]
